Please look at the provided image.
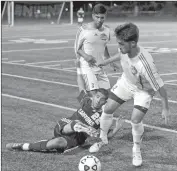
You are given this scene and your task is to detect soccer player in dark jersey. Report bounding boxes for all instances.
[6,89,124,153]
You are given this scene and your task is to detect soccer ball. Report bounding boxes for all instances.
[78,155,101,171]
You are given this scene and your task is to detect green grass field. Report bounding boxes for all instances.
[1,21,177,171]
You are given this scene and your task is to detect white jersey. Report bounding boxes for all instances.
[74,24,110,72]
[120,46,164,91]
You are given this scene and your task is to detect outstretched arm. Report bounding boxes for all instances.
[98,52,121,67]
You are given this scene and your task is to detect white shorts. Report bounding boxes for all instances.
[80,67,110,91]
[78,18,83,23]
[111,77,152,109]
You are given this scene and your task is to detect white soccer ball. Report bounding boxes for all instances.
[78,155,101,171]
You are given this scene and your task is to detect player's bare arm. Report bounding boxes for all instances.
[77,49,96,66]
[158,85,170,124]
[98,52,121,67]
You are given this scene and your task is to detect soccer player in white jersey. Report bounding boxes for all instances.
[74,4,118,95]
[89,23,170,167]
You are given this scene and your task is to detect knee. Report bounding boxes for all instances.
[54,137,67,148]
[47,137,67,150]
[104,103,115,114]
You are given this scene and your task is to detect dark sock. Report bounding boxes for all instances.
[29,140,49,151]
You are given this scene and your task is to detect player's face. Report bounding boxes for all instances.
[116,38,131,54]
[92,13,106,28]
[92,92,107,109]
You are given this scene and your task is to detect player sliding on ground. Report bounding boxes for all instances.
[89,23,170,167]
[6,89,124,153]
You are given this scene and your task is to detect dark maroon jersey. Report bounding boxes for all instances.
[62,91,102,130]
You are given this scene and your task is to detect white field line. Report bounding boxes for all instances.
[2,40,177,53]
[44,64,61,67]
[2,46,73,53]
[63,67,76,70]
[2,58,8,60]
[2,62,76,73]
[2,93,177,134]
[2,62,177,86]
[2,30,177,39]
[165,83,177,86]
[160,73,177,76]
[7,60,25,63]
[2,73,177,104]
[2,34,177,44]
[2,73,77,88]
[108,72,177,77]
[165,80,177,83]
[26,59,75,65]
[2,62,177,87]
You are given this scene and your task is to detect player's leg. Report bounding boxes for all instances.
[78,17,83,26]
[99,79,133,144]
[89,80,132,153]
[131,91,152,166]
[75,59,86,92]
[96,70,111,90]
[81,67,99,96]
[6,137,67,152]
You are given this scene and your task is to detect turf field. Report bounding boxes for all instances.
[1,21,177,171]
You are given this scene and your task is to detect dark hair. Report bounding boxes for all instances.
[92,3,107,14]
[97,88,109,100]
[114,23,139,42]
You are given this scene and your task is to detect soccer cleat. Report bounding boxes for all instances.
[74,122,98,137]
[89,141,106,153]
[132,149,142,167]
[6,143,23,151]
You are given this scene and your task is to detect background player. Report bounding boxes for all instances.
[6,89,124,153]
[77,7,85,26]
[75,3,118,96]
[90,23,170,167]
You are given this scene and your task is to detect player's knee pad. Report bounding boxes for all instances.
[131,122,144,135]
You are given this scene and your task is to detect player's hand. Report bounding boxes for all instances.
[110,62,119,72]
[86,55,97,66]
[161,108,170,125]
[97,61,107,68]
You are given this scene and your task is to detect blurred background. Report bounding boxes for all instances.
[1,1,177,26]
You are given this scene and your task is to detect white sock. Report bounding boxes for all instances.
[131,122,144,151]
[100,112,113,143]
[22,143,30,151]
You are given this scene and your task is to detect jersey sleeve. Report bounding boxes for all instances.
[74,26,85,57]
[139,54,164,91]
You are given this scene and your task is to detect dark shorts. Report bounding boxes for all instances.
[53,119,87,150]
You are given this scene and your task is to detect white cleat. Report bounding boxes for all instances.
[132,149,142,167]
[89,141,106,153]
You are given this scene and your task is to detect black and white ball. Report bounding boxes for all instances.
[78,155,101,171]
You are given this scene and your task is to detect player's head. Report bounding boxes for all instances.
[92,4,107,28]
[114,23,139,54]
[92,88,109,109]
